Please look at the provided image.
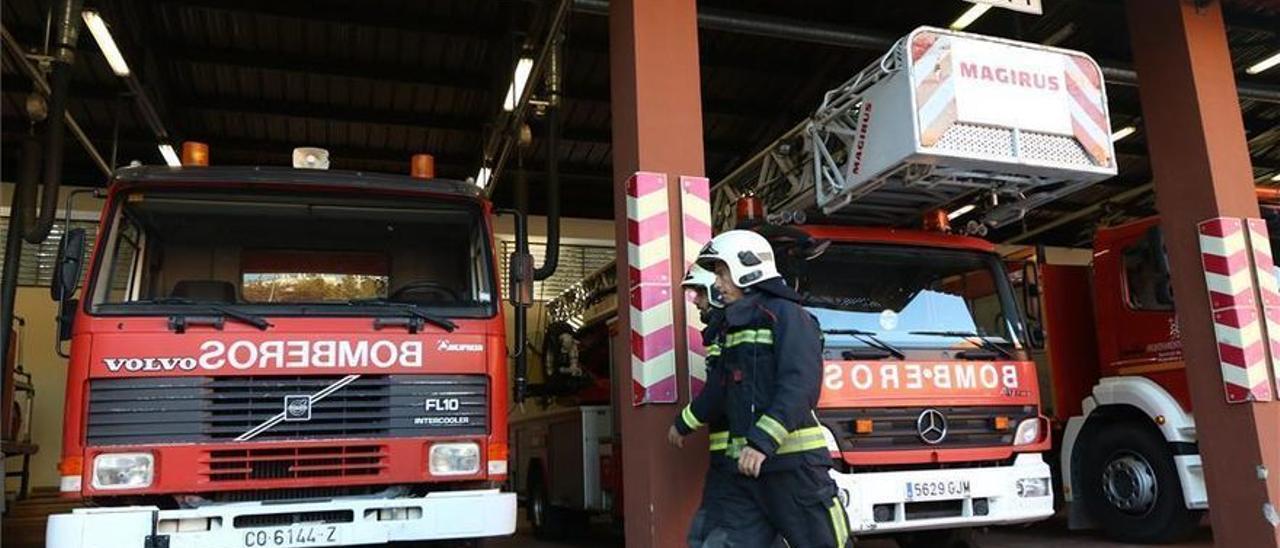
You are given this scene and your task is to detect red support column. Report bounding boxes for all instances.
[608,0,707,546]
[1126,1,1280,545]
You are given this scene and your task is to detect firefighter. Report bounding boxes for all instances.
[668,263,731,547]
[696,229,851,548]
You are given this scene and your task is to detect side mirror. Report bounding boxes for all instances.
[1027,322,1046,350]
[51,228,86,301]
[58,298,78,342]
[508,251,535,307]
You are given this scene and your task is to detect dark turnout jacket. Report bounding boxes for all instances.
[674,309,732,466]
[718,279,828,472]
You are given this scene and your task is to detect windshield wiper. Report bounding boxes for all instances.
[822,328,905,359]
[134,298,272,331]
[908,330,1015,359]
[347,299,458,332]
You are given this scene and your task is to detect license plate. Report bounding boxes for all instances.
[241,525,341,547]
[905,479,971,502]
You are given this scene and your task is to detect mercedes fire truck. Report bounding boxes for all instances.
[515,26,1118,545]
[44,147,532,548]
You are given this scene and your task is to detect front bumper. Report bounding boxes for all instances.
[831,453,1054,534]
[47,488,516,548]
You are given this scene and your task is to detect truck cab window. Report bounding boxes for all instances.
[789,244,1024,350]
[88,189,496,318]
[1122,229,1174,311]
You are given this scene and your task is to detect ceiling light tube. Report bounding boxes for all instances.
[474,167,492,188]
[950,3,992,31]
[82,10,131,77]
[947,204,977,220]
[502,58,535,112]
[158,144,182,167]
[1111,126,1137,142]
[1245,51,1280,75]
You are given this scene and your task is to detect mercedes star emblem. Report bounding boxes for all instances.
[916,409,948,445]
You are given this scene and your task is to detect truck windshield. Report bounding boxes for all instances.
[788,244,1023,350]
[87,188,495,318]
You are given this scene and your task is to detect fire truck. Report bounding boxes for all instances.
[516,26,1118,545]
[44,146,533,547]
[1032,190,1280,543]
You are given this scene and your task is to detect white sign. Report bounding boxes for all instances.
[964,0,1042,15]
[950,38,1072,136]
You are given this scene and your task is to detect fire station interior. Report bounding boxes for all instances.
[2,0,1279,547]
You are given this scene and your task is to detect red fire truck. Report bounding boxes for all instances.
[1037,190,1280,543]
[514,26,1117,545]
[44,147,531,547]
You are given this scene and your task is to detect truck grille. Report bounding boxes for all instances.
[818,405,1036,451]
[204,444,388,483]
[87,374,487,446]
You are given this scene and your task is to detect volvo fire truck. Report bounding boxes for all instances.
[44,146,530,547]
[514,27,1119,545]
[1030,190,1280,543]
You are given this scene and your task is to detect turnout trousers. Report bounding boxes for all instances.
[707,465,850,548]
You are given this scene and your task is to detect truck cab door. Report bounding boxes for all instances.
[1094,222,1180,374]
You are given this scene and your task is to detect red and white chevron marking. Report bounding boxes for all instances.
[627,172,676,405]
[1246,218,1280,396]
[1064,55,1110,166]
[910,31,957,147]
[1198,217,1274,403]
[681,176,713,397]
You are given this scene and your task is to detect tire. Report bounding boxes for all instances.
[1079,421,1203,543]
[895,527,978,548]
[527,472,568,540]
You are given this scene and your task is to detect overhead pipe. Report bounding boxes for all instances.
[572,0,1280,105]
[482,0,573,196]
[0,139,44,400]
[0,26,109,175]
[23,0,85,243]
[533,34,563,281]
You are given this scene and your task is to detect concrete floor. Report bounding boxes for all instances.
[490,511,1214,548]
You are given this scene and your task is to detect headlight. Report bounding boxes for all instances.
[91,453,154,490]
[1013,418,1041,446]
[429,442,480,476]
[1016,477,1051,498]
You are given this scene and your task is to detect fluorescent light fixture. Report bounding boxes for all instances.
[1246,51,1280,75]
[950,3,992,31]
[157,144,181,167]
[474,166,492,188]
[1271,172,1280,182]
[1111,126,1137,142]
[947,204,977,220]
[502,58,535,112]
[82,10,131,76]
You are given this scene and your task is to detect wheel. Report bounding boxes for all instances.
[895,527,978,548]
[527,471,568,540]
[1079,422,1203,543]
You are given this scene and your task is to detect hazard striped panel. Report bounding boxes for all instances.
[1246,218,1280,396]
[681,176,713,397]
[911,31,957,147]
[1198,217,1274,403]
[627,172,677,405]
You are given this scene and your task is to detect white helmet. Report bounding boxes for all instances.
[696,229,780,288]
[681,263,724,308]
